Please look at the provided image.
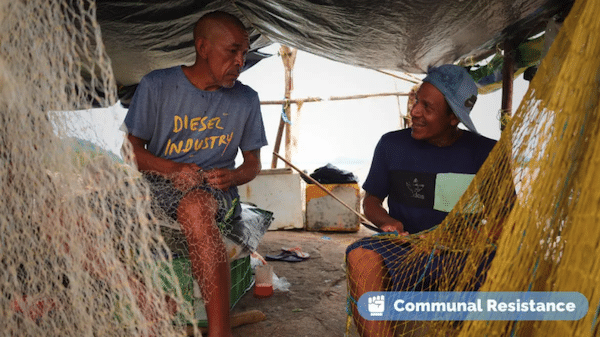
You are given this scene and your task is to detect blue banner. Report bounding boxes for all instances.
[357,292,588,321]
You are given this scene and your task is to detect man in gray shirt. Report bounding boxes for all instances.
[123,11,267,337]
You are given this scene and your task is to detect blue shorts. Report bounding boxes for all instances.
[346,235,495,291]
[143,173,242,225]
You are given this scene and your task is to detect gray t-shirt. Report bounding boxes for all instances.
[124,66,268,196]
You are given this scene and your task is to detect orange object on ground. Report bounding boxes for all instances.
[253,283,273,298]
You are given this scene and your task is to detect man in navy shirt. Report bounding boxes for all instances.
[347,64,502,336]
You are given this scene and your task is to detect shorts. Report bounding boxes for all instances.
[144,173,243,258]
[143,173,242,224]
[346,235,495,291]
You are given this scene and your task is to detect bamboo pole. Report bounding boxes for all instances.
[195,310,267,335]
[271,46,297,169]
[261,92,409,106]
[272,151,376,228]
[271,117,286,168]
[376,69,422,84]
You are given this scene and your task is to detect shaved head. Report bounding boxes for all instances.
[185,10,250,90]
[193,11,247,43]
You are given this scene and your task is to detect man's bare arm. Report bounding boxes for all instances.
[363,192,408,235]
[125,134,202,190]
[204,149,261,191]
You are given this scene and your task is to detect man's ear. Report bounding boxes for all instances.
[195,37,209,59]
[450,112,460,127]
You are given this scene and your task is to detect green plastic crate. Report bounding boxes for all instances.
[160,255,253,327]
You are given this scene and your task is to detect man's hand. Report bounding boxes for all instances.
[363,192,409,236]
[126,134,204,191]
[380,220,409,236]
[125,134,258,193]
[204,168,235,191]
[169,163,203,191]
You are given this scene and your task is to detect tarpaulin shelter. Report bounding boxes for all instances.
[94,0,574,106]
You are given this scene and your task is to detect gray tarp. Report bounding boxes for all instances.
[95,0,573,104]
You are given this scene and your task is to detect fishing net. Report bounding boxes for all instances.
[0,1,271,336]
[0,1,197,335]
[345,0,600,335]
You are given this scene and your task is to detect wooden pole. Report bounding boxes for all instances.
[271,46,297,168]
[271,115,285,168]
[501,39,516,131]
[272,152,376,228]
[261,92,409,105]
[376,69,422,84]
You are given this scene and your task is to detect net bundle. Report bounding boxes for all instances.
[346,0,600,335]
[0,1,198,336]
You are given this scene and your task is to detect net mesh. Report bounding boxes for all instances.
[1,1,199,335]
[346,0,600,335]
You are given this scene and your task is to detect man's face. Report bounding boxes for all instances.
[409,82,460,146]
[202,23,249,90]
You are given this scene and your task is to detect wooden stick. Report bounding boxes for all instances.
[271,46,298,168]
[272,152,376,227]
[261,92,409,106]
[375,69,422,84]
[271,118,285,168]
[328,92,409,101]
[194,310,267,335]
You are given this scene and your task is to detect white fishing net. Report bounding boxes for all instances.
[1,1,197,335]
[1,2,275,335]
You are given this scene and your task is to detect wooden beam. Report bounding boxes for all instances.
[376,69,422,84]
[261,92,409,106]
[271,117,286,168]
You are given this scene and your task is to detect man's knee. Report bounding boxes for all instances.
[347,247,384,273]
[347,246,391,296]
[178,189,218,218]
[177,189,220,237]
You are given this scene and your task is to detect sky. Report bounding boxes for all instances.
[72,43,530,183]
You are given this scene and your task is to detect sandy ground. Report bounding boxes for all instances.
[228,227,376,337]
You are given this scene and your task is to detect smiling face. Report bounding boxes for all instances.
[194,15,249,91]
[409,82,460,146]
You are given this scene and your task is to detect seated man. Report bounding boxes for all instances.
[122,11,267,337]
[346,64,504,337]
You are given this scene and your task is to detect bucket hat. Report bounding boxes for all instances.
[422,65,478,133]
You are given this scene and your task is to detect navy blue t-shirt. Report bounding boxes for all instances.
[363,129,496,233]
